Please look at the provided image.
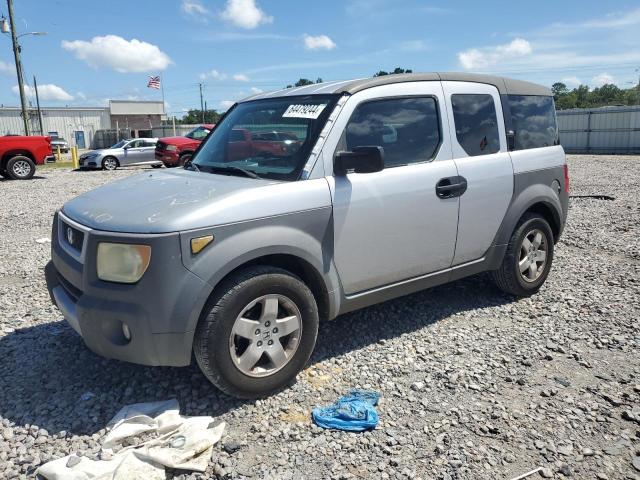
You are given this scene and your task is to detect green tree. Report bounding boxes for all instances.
[294,78,315,87]
[180,109,221,124]
[551,82,568,100]
[374,67,413,77]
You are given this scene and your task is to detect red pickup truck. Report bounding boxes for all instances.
[155,125,214,167]
[0,135,53,180]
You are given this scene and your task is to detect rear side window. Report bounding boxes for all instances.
[451,94,500,157]
[345,97,441,168]
[508,95,558,150]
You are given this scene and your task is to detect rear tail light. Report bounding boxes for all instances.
[563,164,570,193]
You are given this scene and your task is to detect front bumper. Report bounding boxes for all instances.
[156,150,179,166]
[79,157,100,169]
[45,211,210,366]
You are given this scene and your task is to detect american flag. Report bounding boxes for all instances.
[147,75,161,89]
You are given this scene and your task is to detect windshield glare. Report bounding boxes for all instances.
[110,140,128,149]
[193,95,337,181]
[186,127,211,140]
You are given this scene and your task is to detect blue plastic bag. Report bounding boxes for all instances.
[312,390,380,432]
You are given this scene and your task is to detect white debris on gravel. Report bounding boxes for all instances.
[36,399,226,479]
[0,158,639,479]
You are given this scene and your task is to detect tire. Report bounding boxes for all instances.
[6,155,36,180]
[194,266,319,399]
[178,153,192,167]
[492,213,554,297]
[0,168,10,179]
[151,164,163,169]
[102,156,119,170]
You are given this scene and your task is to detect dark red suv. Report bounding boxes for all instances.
[155,125,214,167]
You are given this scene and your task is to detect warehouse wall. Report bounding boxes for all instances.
[0,107,111,148]
[557,105,640,154]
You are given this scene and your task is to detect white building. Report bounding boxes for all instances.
[0,101,165,148]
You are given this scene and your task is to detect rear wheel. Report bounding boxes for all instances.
[194,266,319,398]
[492,213,554,296]
[102,156,118,170]
[7,155,36,180]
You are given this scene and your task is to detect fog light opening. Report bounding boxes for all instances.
[122,323,132,342]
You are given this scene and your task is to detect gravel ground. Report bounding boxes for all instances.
[0,157,639,480]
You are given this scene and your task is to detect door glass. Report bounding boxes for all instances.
[344,97,441,167]
[451,94,500,156]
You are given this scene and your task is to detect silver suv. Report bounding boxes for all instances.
[45,73,569,398]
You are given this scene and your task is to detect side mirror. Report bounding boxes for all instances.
[334,146,384,176]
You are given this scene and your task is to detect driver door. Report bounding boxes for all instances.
[122,139,144,166]
[325,82,460,295]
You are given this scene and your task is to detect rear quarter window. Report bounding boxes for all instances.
[508,95,558,150]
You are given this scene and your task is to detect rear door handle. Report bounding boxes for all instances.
[436,176,467,199]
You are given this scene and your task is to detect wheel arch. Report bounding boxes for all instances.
[1,150,35,169]
[494,184,563,247]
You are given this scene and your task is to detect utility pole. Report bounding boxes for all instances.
[7,0,29,135]
[33,75,44,135]
[199,83,204,123]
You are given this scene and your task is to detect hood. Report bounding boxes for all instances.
[80,149,101,157]
[62,169,281,233]
[159,136,198,146]
[51,139,68,144]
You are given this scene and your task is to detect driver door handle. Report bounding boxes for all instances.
[436,176,467,199]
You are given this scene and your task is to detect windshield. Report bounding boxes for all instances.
[110,140,128,149]
[186,126,211,140]
[193,95,338,181]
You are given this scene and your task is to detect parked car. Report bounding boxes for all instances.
[46,73,568,399]
[50,136,70,154]
[0,135,52,179]
[155,125,214,167]
[79,138,161,170]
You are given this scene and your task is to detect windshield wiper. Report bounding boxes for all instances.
[208,165,261,179]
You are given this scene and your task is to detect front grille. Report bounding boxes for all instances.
[156,141,167,151]
[61,222,84,253]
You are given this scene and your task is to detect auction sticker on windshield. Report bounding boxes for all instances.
[282,104,327,119]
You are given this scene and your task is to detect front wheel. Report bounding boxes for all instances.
[194,266,319,398]
[7,155,36,180]
[102,156,118,170]
[178,153,192,167]
[492,213,554,296]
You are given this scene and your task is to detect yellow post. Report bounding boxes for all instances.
[55,146,61,163]
[72,146,79,169]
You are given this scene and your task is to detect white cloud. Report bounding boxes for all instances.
[181,0,209,17]
[233,73,249,81]
[199,69,227,80]
[399,40,428,52]
[592,72,616,87]
[220,100,235,110]
[581,8,640,29]
[561,76,582,87]
[250,86,263,94]
[0,60,14,75]
[76,91,87,100]
[458,38,532,69]
[13,84,74,101]
[61,35,172,73]
[304,34,337,51]
[221,0,273,29]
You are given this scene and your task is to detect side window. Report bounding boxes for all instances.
[128,140,142,148]
[143,140,157,147]
[508,95,558,150]
[451,94,500,157]
[229,129,245,142]
[344,97,441,168]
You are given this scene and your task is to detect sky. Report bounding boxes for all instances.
[0,0,639,117]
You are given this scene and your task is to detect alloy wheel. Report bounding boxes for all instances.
[518,228,548,282]
[103,158,117,170]
[12,160,31,178]
[229,294,302,377]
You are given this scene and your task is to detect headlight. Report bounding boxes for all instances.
[97,243,151,283]
[166,145,178,152]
